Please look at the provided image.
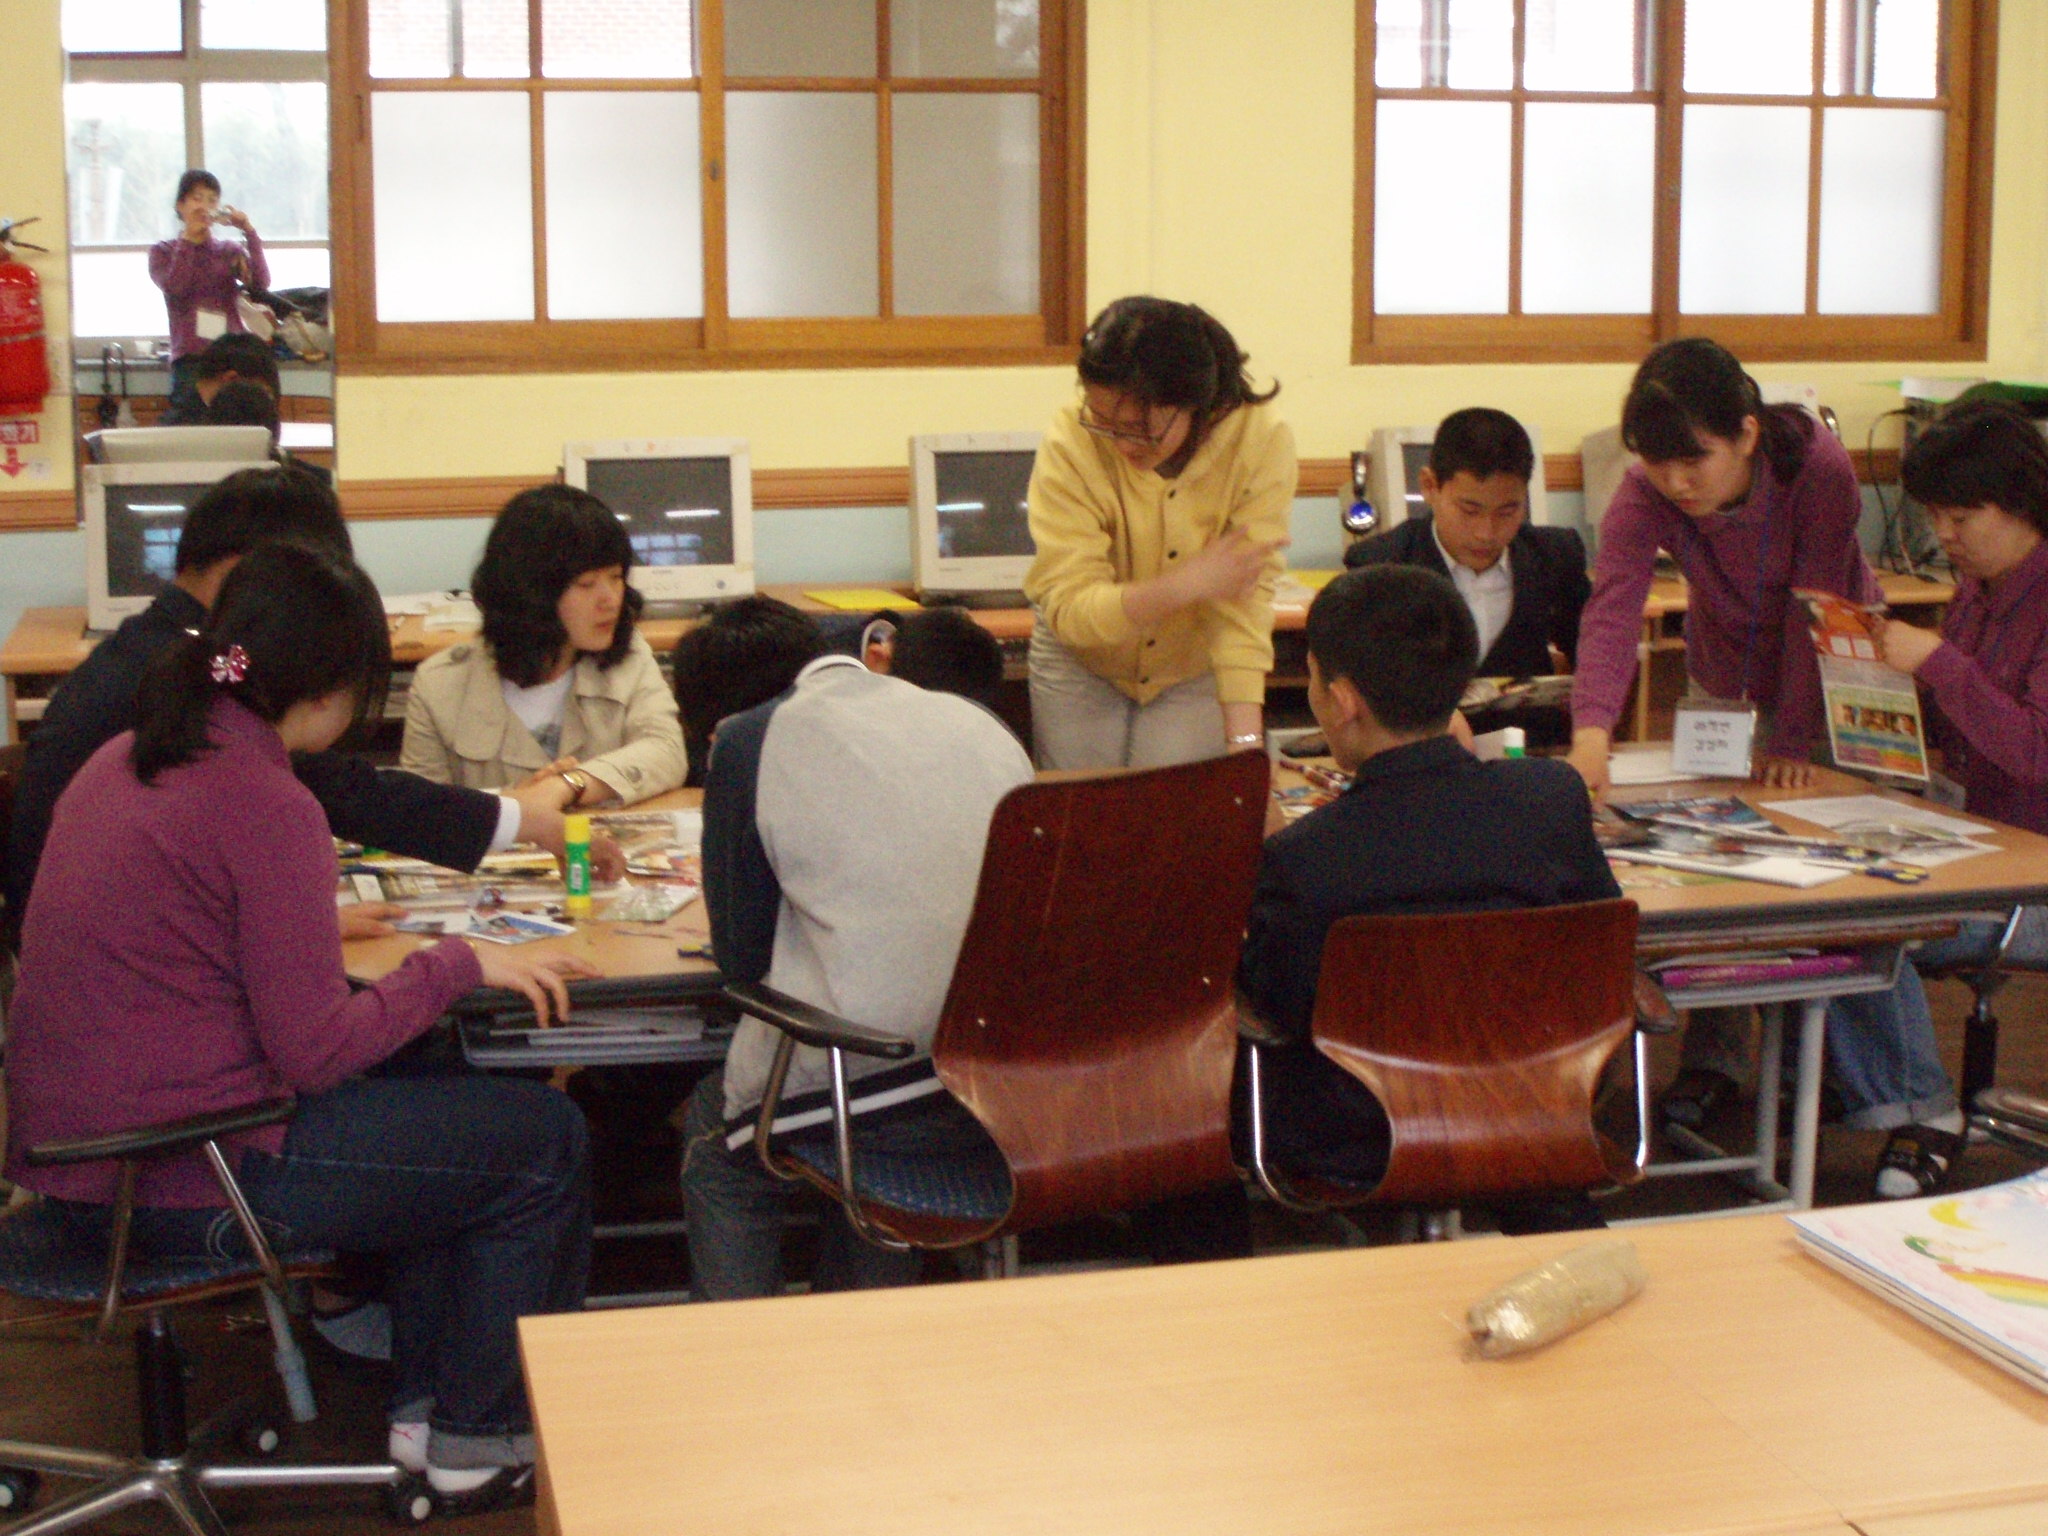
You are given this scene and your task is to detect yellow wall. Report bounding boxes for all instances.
[4,0,2045,492]
[0,0,74,494]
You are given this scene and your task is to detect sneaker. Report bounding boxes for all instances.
[1657,1068,1738,1132]
[427,1462,537,1515]
[1873,1122,1964,1200]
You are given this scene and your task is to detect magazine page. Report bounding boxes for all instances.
[1797,589,1930,783]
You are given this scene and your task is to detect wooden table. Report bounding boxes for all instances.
[519,1211,2048,1536]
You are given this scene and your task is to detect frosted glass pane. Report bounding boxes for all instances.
[370,0,530,80]
[1446,0,1513,89]
[200,0,325,50]
[372,92,533,321]
[1376,0,1424,88]
[1679,105,1809,314]
[1684,0,1812,95]
[892,0,1038,77]
[1818,108,1942,314]
[727,0,873,77]
[726,93,877,317]
[263,247,331,291]
[201,83,328,241]
[543,0,694,79]
[893,95,1037,315]
[1522,103,1654,312]
[63,0,180,54]
[1374,100,1509,314]
[1826,0,1938,96]
[70,250,169,338]
[65,83,185,246]
[1525,0,1643,92]
[544,93,702,319]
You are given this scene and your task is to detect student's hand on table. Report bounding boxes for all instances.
[509,789,627,882]
[1874,616,1944,675]
[1565,727,1612,803]
[1754,756,1820,789]
[472,950,601,1028]
[338,902,406,941]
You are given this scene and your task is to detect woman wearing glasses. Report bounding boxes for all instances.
[1023,296,1296,769]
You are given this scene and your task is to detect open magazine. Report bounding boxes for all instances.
[1799,589,1929,782]
[1791,1170,2048,1394]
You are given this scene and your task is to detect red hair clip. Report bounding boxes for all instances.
[209,644,250,685]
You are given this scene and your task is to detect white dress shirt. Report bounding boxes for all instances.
[1432,523,1514,662]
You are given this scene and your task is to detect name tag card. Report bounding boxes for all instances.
[1670,698,1758,779]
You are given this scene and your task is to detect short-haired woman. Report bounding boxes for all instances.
[402,485,687,807]
[1024,296,1296,769]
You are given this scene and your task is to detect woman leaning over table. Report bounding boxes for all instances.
[1876,401,2048,1180]
[401,485,687,808]
[1023,296,1296,770]
[1567,338,1958,1191]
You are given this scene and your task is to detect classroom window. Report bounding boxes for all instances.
[333,0,1084,373]
[1353,0,1995,363]
[62,0,330,345]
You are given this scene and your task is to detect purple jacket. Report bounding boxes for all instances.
[148,231,270,361]
[4,700,482,1206]
[1573,426,1880,760]
[1920,538,2048,835]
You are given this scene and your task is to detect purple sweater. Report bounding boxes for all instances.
[1919,538,2048,835]
[4,700,483,1206]
[148,231,269,361]
[1573,426,1879,760]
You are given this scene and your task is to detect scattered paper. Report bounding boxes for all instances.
[1762,795,1991,840]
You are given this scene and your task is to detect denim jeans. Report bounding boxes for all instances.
[679,1070,992,1301]
[1676,973,1956,1129]
[1915,908,2048,971]
[47,1074,590,1460]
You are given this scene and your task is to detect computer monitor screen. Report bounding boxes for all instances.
[82,462,253,631]
[90,426,275,465]
[910,432,1040,598]
[562,439,755,606]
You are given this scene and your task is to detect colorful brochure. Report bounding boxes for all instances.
[1798,589,1930,782]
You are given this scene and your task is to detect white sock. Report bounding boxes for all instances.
[387,1422,429,1474]
[427,1463,517,1495]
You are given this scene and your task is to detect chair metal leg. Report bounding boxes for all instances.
[157,1469,230,1536]
[0,1443,129,1482]
[0,1469,161,1536]
[1960,991,2001,1112]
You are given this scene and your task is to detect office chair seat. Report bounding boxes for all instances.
[0,1200,332,1307]
[781,1135,1012,1223]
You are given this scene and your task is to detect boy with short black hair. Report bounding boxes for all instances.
[1344,406,1589,680]
[1238,565,1619,1226]
[670,595,828,786]
[890,606,1007,716]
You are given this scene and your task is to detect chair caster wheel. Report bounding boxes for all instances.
[385,1472,435,1526]
[0,1467,42,1512]
[237,1415,288,1456]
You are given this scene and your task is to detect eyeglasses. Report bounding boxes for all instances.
[1078,400,1179,447]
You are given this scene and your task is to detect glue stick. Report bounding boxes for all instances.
[1502,727,1526,760]
[564,813,593,918]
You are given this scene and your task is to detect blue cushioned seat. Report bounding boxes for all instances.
[782,1136,1012,1223]
[0,1200,331,1306]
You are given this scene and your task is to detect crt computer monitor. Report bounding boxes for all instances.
[83,461,257,631]
[1366,424,1553,532]
[909,432,1040,598]
[561,439,756,607]
[88,425,276,465]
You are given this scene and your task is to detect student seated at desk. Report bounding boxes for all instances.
[1237,565,1618,1232]
[1343,407,1589,679]
[1867,402,2048,1188]
[671,595,827,787]
[401,485,686,807]
[5,542,596,1513]
[160,332,280,426]
[681,651,1033,1300]
[1,466,595,938]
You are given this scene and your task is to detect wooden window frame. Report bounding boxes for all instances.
[66,0,331,346]
[329,0,1087,375]
[1352,0,1997,365]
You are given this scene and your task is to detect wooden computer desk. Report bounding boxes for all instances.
[518,1211,2048,1536]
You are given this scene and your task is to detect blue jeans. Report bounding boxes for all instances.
[1678,970,1956,1129]
[1915,909,2048,971]
[679,1070,989,1301]
[47,1075,590,1455]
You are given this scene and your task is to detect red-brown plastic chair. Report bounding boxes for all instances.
[726,749,1270,1255]
[1242,898,1648,1216]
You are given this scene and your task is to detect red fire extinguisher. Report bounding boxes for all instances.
[0,217,51,418]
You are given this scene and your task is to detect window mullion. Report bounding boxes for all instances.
[1650,0,1684,339]
[1506,0,1525,316]
[1804,0,1826,316]
[700,0,729,347]
[876,1,893,320]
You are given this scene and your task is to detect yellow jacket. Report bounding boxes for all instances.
[1023,399,1296,706]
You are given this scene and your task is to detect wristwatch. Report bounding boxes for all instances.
[557,768,591,807]
[1227,732,1264,749]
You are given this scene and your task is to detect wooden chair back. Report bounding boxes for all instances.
[1309,899,1641,1207]
[931,750,1270,1236]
